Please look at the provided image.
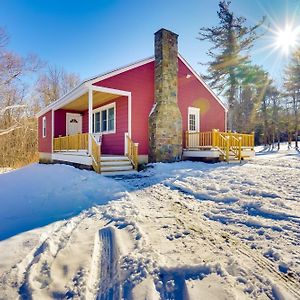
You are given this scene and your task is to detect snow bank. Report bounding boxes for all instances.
[0,163,125,240]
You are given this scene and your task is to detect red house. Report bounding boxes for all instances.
[37,29,254,175]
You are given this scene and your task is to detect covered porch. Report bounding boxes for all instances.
[51,84,138,174]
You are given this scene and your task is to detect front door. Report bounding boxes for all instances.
[66,113,82,136]
[188,107,200,147]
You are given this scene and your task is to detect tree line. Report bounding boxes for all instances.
[0,28,80,168]
[198,0,300,149]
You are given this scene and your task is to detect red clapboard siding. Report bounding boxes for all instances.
[54,109,83,137]
[93,61,155,155]
[178,58,226,138]
[38,110,52,153]
[81,96,128,155]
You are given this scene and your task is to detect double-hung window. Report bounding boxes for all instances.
[92,103,115,134]
[42,116,46,138]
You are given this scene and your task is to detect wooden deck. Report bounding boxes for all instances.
[184,130,255,162]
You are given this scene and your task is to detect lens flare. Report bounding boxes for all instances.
[275,25,299,54]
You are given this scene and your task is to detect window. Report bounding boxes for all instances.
[42,116,46,138]
[92,103,115,133]
[188,107,200,132]
[189,114,196,131]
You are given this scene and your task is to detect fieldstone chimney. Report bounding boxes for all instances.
[148,28,182,162]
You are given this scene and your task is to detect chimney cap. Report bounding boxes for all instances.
[154,28,179,37]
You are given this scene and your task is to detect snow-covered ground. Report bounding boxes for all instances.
[0,144,299,299]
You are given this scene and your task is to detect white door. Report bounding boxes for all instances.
[66,113,82,136]
[188,107,200,147]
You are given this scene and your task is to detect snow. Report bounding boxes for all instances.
[0,164,125,240]
[0,144,300,299]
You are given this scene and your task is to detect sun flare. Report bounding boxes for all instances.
[275,25,299,54]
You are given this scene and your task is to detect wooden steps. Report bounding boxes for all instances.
[52,152,136,175]
[100,156,135,175]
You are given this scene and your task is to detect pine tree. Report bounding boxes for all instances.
[283,48,300,149]
[198,0,264,130]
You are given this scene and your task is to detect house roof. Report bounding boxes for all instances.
[36,54,227,117]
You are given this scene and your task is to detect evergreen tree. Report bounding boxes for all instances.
[283,48,300,149]
[198,0,264,130]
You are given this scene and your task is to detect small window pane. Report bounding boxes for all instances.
[43,117,46,137]
[101,110,107,132]
[108,107,114,131]
[189,114,196,131]
[92,114,94,133]
[95,112,100,132]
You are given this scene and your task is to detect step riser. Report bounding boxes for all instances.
[101,166,133,172]
[101,156,129,162]
[101,161,131,167]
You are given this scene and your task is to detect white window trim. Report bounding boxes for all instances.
[92,102,116,135]
[188,106,200,132]
[42,116,46,138]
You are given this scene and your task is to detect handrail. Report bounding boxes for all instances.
[53,133,88,152]
[230,135,242,161]
[185,129,254,162]
[90,134,101,173]
[126,134,138,170]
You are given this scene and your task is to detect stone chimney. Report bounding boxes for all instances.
[148,28,182,162]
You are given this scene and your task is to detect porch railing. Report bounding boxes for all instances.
[185,129,254,161]
[126,134,138,170]
[53,133,88,152]
[91,134,101,173]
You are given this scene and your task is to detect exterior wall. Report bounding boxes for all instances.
[93,62,155,155]
[92,58,226,156]
[177,59,226,147]
[82,96,128,155]
[38,110,52,154]
[54,109,82,137]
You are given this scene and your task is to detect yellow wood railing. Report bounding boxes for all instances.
[126,135,138,170]
[91,134,101,173]
[53,133,88,152]
[185,129,254,161]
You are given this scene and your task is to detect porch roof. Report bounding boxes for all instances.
[60,90,120,111]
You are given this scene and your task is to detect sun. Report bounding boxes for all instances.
[275,25,299,54]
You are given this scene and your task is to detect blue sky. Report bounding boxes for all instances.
[1,0,300,84]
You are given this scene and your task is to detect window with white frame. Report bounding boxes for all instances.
[42,116,46,138]
[189,114,196,131]
[92,103,115,133]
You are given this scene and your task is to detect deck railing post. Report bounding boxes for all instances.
[238,137,242,161]
[134,143,139,170]
[59,135,62,151]
[226,136,230,162]
[185,131,189,148]
[88,88,93,156]
[77,133,79,151]
[212,129,218,147]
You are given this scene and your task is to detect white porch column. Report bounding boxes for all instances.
[88,88,93,155]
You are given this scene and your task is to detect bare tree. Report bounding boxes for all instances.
[36,65,80,107]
